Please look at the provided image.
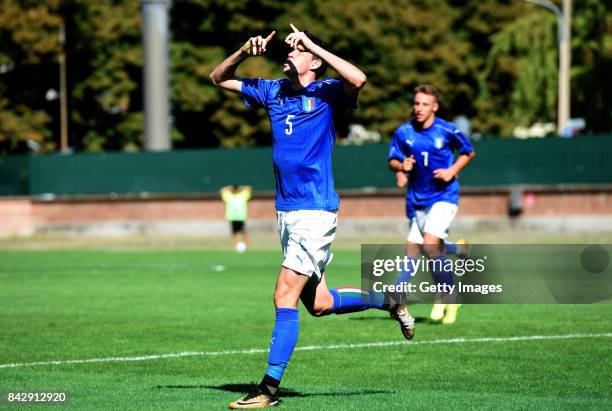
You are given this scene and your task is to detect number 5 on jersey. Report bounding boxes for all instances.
[285,115,295,135]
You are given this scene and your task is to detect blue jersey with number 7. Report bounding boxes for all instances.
[241,78,355,211]
[388,118,474,208]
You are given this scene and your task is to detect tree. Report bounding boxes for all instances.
[478,8,557,134]
[69,0,142,151]
[476,0,612,135]
[275,0,473,137]
[0,0,61,153]
[170,0,290,148]
[571,0,611,133]
[0,0,609,155]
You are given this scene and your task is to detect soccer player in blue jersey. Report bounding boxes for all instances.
[389,85,475,324]
[211,25,415,409]
[395,171,468,264]
[394,171,469,263]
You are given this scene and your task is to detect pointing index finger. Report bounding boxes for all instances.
[265,31,276,42]
[290,23,300,33]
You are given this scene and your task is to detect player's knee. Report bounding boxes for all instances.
[405,242,420,258]
[273,286,297,308]
[307,304,330,317]
[273,289,286,307]
[307,295,334,317]
[422,243,441,258]
[310,309,326,317]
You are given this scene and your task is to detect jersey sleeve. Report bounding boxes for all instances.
[388,130,407,162]
[220,190,231,203]
[319,78,357,110]
[242,187,252,201]
[449,127,474,155]
[241,78,272,109]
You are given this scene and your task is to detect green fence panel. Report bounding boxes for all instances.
[460,135,612,186]
[335,135,612,189]
[0,155,29,196]
[2,134,611,197]
[28,148,275,195]
[333,144,390,189]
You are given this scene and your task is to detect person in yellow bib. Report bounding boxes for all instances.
[220,185,252,251]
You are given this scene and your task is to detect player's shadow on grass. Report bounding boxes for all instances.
[158,384,391,398]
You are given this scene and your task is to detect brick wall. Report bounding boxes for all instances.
[1,189,611,236]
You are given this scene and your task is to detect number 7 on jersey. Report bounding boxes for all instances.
[421,151,428,167]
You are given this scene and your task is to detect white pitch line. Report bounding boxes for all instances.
[1,332,611,370]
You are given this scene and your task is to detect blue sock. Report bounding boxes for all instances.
[389,257,415,304]
[431,255,454,286]
[444,241,460,256]
[265,308,299,383]
[395,256,416,284]
[330,287,385,314]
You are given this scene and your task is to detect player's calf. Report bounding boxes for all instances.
[302,292,334,317]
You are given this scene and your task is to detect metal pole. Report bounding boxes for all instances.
[525,0,572,135]
[141,0,171,151]
[558,0,571,135]
[59,20,68,153]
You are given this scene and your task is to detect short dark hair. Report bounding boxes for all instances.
[304,31,329,78]
[414,84,439,102]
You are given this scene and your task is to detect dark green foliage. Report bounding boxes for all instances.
[0,0,609,153]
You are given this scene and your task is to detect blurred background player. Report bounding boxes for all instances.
[389,85,475,325]
[395,170,469,260]
[220,185,252,251]
[211,24,414,409]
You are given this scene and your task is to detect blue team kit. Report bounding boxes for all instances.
[388,117,474,215]
[241,77,355,211]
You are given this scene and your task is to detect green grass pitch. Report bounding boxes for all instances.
[1,249,611,410]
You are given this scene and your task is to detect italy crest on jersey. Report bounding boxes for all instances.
[301,96,316,112]
[435,137,444,149]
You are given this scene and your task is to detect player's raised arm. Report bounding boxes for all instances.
[210,31,276,93]
[285,24,366,97]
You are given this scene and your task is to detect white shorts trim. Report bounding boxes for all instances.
[407,202,457,244]
[277,210,337,280]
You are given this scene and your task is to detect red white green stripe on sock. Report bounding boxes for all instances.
[335,287,369,298]
[330,287,381,314]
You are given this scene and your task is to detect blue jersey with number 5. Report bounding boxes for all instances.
[388,118,473,209]
[242,78,355,211]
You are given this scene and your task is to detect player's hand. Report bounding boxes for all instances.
[395,171,408,188]
[241,31,276,56]
[433,168,456,182]
[401,155,416,173]
[285,23,316,52]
